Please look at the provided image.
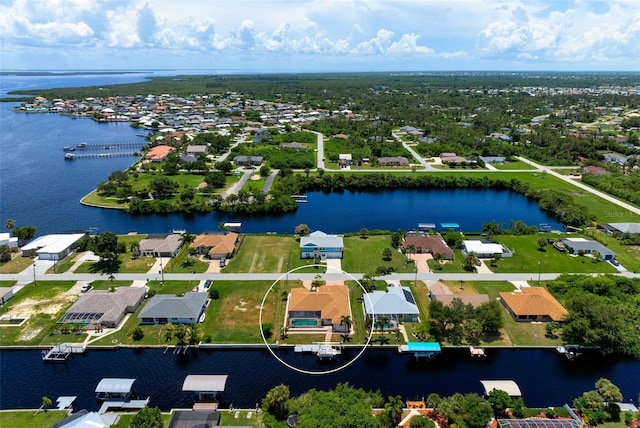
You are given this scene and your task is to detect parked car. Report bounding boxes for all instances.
[80,284,92,293]
[611,259,620,266]
[219,258,226,267]
[204,280,212,289]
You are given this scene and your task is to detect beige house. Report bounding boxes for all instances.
[189,232,238,259]
[499,287,568,322]
[287,285,350,332]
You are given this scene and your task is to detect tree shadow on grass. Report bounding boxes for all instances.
[89,259,122,274]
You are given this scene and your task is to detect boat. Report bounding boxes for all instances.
[76,142,87,148]
[64,153,75,160]
[63,146,75,152]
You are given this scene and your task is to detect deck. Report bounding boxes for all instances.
[98,397,150,414]
[42,344,86,362]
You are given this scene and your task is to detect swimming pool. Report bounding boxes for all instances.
[290,319,318,327]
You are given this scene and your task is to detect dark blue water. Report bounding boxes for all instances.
[0,348,638,411]
[0,97,561,235]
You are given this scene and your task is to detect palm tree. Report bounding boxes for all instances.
[433,252,444,270]
[384,395,405,426]
[377,335,390,346]
[464,251,479,271]
[279,326,288,341]
[129,242,140,259]
[179,231,196,250]
[340,315,352,333]
[4,219,15,232]
[378,316,390,332]
[406,244,416,261]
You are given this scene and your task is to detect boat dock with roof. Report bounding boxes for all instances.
[398,342,441,359]
[182,374,228,410]
[95,378,150,414]
[480,380,522,397]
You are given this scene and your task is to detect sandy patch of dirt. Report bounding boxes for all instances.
[8,296,75,318]
[234,300,248,312]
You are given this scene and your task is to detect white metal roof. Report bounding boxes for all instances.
[480,380,522,396]
[21,234,85,254]
[463,240,504,255]
[182,375,228,392]
[95,378,136,394]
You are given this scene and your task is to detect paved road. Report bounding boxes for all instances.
[392,132,435,171]
[311,131,325,170]
[517,156,640,215]
[222,169,253,198]
[261,171,278,193]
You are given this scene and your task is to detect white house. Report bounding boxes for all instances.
[0,233,18,251]
[21,233,86,261]
[462,240,512,258]
[0,287,14,305]
[363,285,420,324]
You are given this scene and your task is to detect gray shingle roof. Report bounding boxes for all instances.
[364,286,419,316]
[139,292,208,319]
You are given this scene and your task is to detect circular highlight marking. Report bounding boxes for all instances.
[259,264,374,375]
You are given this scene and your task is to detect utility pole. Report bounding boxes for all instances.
[32,262,37,286]
[159,255,165,286]
[538,259,542,284]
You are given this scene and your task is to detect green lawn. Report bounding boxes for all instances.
[74,234,154,274]
[491,160,536,170]
[0,255,35,274]
[46,253,76,273]
[342,235,412,274]
[111,412,173,428]
[490,234,617,274]
[164,247,209,273]
[224,235,316,273]
[0,280,16,287]
[147,280,200,295]
[90,280,133,290]
[427,249,467,273]
[0,410,68,428]
[242,175,266,192]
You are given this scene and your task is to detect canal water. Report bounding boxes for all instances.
[0,347,638,411]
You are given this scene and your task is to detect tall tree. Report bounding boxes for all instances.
[130,407,163,428]
[262,384,290,420]
[384,395,405,426]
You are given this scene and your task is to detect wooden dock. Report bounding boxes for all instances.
[469,346,486,357]
[294,342,341,359]
[64,152,138,160]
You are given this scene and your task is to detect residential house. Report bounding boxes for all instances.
[600,222,640,235]
[378,156,409,167]
[581,165,611,176]
[402,235,454,260]
[300,230,344,260]
[282,142,307,150]
[185,145,208,155]
[59,287,146,328]
[287,285,350,332]
[189,232,238,259]
[479,156,506,164]
[499,287,568,322]
[363,285,420,324]
[138,234,183,257]
[232,155,264,166]
[21,233,86,261]
[462,240,512,258]
[440,152,468,164]
[338,154,352,167]
[603,152,628,164]
[139,292,208,324]
[0,233,18,251]
[146,145,175,162]
[560,237,616,260]
[429,281,489,308]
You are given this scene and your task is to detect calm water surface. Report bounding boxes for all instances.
[0,348,638,411]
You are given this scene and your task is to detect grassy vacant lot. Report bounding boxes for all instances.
[242,174,267,192]
[90,280,133,290]
[491,160,536,170]
[204,280,280,343]
[490,234,617,274]
[0,410,68,428]
[74,234,153,274]
[0,255,34,274]
[224,235,316,273]
[0,281,80,346]
[342,235,412,274]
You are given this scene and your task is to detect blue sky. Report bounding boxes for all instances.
[1,0,638,72]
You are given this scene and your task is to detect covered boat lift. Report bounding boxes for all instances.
[182,375,228,410]
[480,380,522,397]
[398,342,441,359]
